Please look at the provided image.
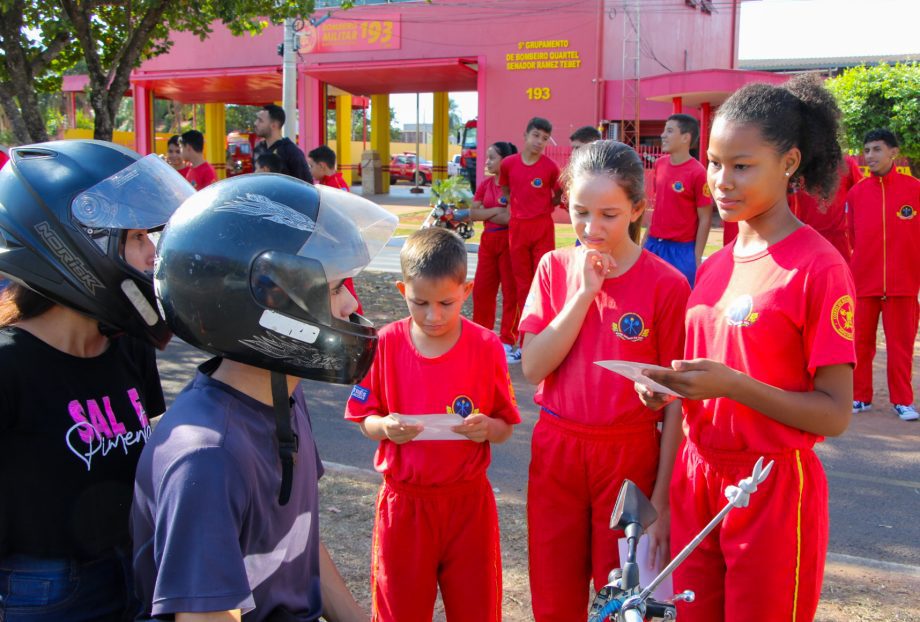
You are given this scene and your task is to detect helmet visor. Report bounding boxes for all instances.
[71,154,194,230]
[298,186,397,282]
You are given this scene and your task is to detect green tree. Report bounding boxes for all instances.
[1,1,353,144]
[827,63,920,171]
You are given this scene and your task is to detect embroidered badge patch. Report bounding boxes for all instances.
[448,395,477,418]
[531,178,544,188]
[897,204,916,220]
[831,295,855,341]
[350,385,370,403]
[703,184,712,198]
[672,181,685,192]
[725,294,759,327]
[612,312,650,342]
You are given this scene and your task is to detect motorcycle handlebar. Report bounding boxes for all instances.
[623,609,645,622]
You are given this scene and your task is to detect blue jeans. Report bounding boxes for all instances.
[0,551,136,622]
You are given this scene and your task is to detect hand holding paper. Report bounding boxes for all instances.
[391,413,469,441]
[595,360,683,397]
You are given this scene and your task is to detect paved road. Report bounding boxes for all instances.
[157,338,920,570]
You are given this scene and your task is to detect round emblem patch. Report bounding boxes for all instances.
[725,294,758,327]
[831,295,855,341]
[451,395,474,418]
[499,196,508,206]
[672,181,685,192]
[897,204,916,220]
[612,312,650,342]
[703,183,712,198]
[531,178,544,188]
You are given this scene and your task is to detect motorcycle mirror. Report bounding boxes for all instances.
[610,479,659,530]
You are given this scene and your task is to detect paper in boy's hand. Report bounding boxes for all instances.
[594,360,682,397]
[617,534,673,600]
[391,413,469,441]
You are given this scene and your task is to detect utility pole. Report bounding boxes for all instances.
[620,0,641,148]
[282,18,298,139]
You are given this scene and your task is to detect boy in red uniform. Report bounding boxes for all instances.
[520,141,689,621]
[848,129,920,421]
[308,145,350,191]
[345,227,520,622]
[643,76,856,622]
[500,117,562,361]
[788,154,863,262]
[178,130,216,190]
[644,114,712,286]
[305,145,363,314]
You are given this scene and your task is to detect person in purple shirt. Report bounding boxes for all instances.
[132,174,398,621]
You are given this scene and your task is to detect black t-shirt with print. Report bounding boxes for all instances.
[0,327,164,559]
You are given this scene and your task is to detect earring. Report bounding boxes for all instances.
[784,172,791,177]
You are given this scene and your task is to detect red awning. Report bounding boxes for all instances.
[131,67,283,105]
[303,58,478,95]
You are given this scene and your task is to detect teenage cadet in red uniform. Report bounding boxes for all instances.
[520,141,690,622]
[345,228,520,622]
[165,134,190,176]
[178,129,217,190]
[306,145,365,314]
[788,154,863,262]
[642,76,855,622]
[848,129,920,421]
[643,114,712,286]
[308,145,351,191]
[500,117,562,361]
[455,141,518,360]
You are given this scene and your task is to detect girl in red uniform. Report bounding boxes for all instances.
[643,75,855,622]
[519,141,691,621]
[466,141,518,358]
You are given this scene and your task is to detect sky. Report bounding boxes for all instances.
[393,0,918,125]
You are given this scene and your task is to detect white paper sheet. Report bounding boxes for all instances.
[617,534,674,601]
[594,360,682,397]
[391,413,469,441]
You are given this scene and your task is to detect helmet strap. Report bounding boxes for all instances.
[271,371,299,506]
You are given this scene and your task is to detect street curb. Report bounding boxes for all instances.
[826,552,920,577]
[323,461,382,484]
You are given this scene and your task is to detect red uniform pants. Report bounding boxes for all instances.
[670,441,828,622]
[473,229,518,346]
[854,296,919,406]
[509,215,555,340]
[528,412,660,622]
[371,475,501,622]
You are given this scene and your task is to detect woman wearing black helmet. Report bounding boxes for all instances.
[0,140,193,621]
[133,175,397,621]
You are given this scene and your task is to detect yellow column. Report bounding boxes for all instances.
[203,103,227,180]
[371,94,390,193]
[432,92,449,183]
[335,94,353,185]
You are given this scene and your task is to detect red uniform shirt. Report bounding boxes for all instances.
[847,167,920,297]
[183,162,216,190]
[344,317,520,486]
[789,155,862,256]
[519,248,690,426]
[648,155,710,243]
[498,153,560,220]
[474,177,509,232]
[0,150,9,169]
[684,226,856,453]
[318,171,350,192]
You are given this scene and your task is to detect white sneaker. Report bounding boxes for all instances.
[506,348,522,365]
[893,404,919,422]
[852,400,872,414]
[502,343,514,355]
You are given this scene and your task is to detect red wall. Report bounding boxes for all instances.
[136,0,735,157]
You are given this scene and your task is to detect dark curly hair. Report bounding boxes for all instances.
[563,140,645,244]
[716,73,842,199]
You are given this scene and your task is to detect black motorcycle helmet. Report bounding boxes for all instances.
[155,173,397,385]
[0,140,193,349]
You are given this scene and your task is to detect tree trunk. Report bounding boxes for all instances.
[0,2,50,143]
[0,82,32,144]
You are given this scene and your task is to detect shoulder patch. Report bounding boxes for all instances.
[350,385,370,403]
[831,295,855,341]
